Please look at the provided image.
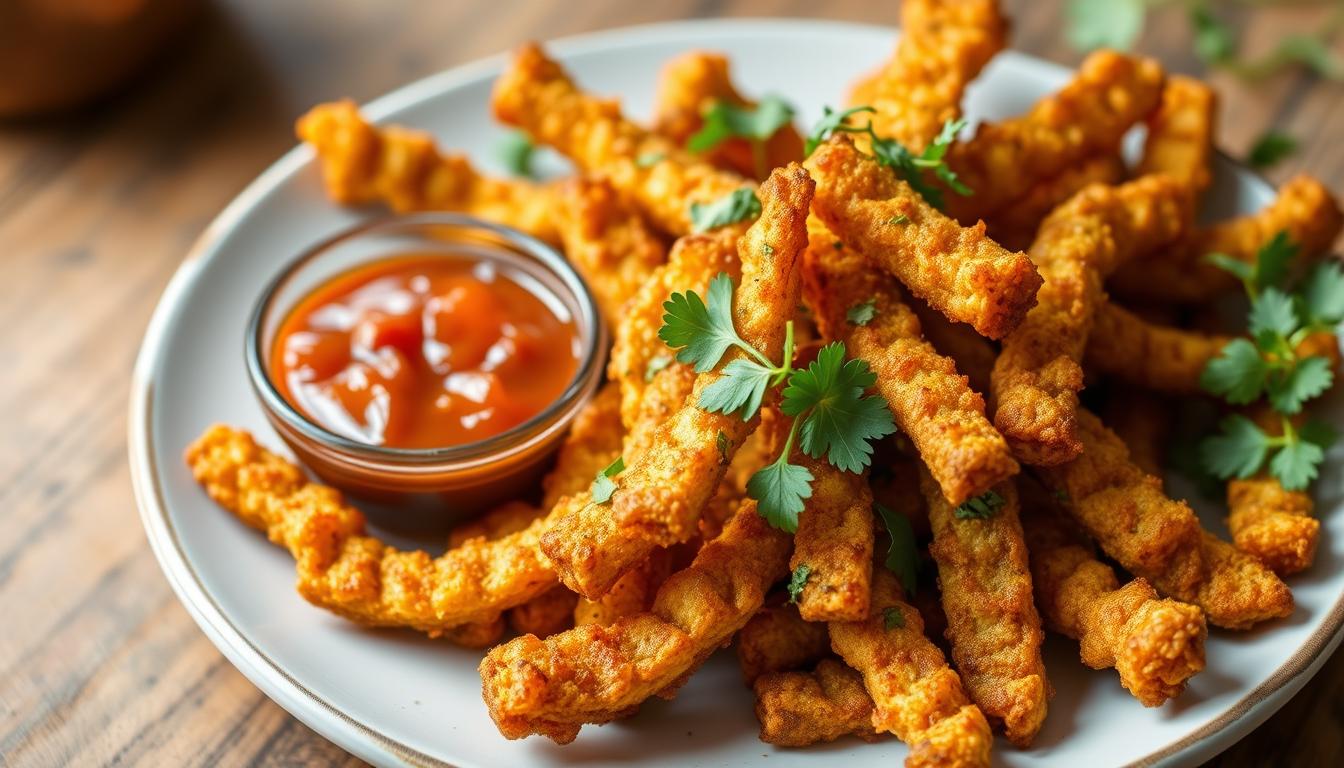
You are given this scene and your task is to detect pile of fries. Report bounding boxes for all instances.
[185,1,1344,764]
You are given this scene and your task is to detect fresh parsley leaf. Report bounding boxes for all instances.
[806,107,968,209]
[748,456,814,533]
[688,95,796,152]
[690,188,762,232]
[659,273,744,372]
[591,456,626,504]
[699,358,774,419]
[954,490,1005,520]
[1192,5,1236,64]
[889,214,911,226]
[1204,252,1254,284]
[782,343,896,473]
[716,430,731,464]
[1255,232,1297,292]
[1065,0,1145,53]
[875,503,919,596]
[1299,261,1344,328]
[1301,418,1339,451]
[1200,415,1271,480]
[846,299,877,326]
[805,105,875,156]
[1271,429,1326,491]
[636,151,666,168]
[497,131,537,178]
[1248,132,1298,169]
[1200,338,1269,404]
[787,564,811,604]
[1268,355,1334,415]
[1249,287,1300,339]
[882,606,905,630]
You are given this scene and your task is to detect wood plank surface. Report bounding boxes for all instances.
[1,1,1341,765]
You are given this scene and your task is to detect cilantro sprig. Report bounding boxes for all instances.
[690,188,762,232]
[591,456,625,504]
[876,503,919,596]
[688,95,796,179]
[659,273,896,531]
[805,107,970,211]
[787,564,811,604]
[954,490,1005,520]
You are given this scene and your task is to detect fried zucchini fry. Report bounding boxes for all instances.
[992,176,1191,465]
[508,585,579,638]
[478,501,792,743]
[828,570,992,768]
[920,475,1048,747]
[804,236,1018,504]
[1228,476,1318,576]
[1136,76,1217,198]
[1018,483,1206,707]
[907,296,996,394]
[447,500,545,549]
[540,380,624,510]
[553,177,668,326]
[791,455,875,622]
[1110,175,1344,303]
[296,100,557,243]
[848,0,1007,151]
[540,166,814,599]
[984,154,1127,251]
[1084,303,1233,395]
[754,660,882,746]
[652,51,804,180]
[737,601,831,684]
[944,51,1166,223]
[492,43,747,235]
[571,546,677,627]
[805,135,1042,340]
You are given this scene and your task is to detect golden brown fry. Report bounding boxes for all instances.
[984,155,1127,251]
[848,0,1007,151]
[920,475,1048,747]
[479,501,792,743]
[652,51,804,180]
[440,614,507,649]
[907,296,997,394]
[1110,175,1344,303]
[571,547,676,627]
[992,176,1192,465]
[737,601,831,684]
[1136,76,1217,198]
[552,177,668,326]
[1228,476,1318,577]
[753,659,883,746]
[492,43,747,235]
[944,51,1166,223]
[804,236,1018,504]
[541,166,814,599]
[540,380,625,510]
[791,455,875,622]
[805,135,1042,340]
[1103,389,1171,478]
[1018,484,1206,707]
[1085,303,1233,395]
[508,585,579,638]
[447,500,544,549]
[296,100,557,242]
[828,571,992,768]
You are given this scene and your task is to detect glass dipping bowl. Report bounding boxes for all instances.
[246,213,606,532]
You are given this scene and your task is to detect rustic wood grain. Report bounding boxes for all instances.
[0,1,1340,766]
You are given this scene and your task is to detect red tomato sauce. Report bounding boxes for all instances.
[271,254,580,449]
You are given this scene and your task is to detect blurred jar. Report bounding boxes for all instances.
[0,0,200,117]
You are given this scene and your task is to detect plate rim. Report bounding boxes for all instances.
[127,16,1344,768]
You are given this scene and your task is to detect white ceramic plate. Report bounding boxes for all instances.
[130,18,1344,768]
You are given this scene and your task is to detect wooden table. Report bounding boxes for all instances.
[2,1,1341,765]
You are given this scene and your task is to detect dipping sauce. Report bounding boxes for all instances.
[270,253,581,449]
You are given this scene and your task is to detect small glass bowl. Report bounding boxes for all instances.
[246,213,606,532]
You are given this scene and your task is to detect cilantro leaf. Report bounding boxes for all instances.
[1249,287,1300,339]
[846,299,877,326]
[889,214,911,226]
[875,503,919,596]
[882,606,905,630]
[1248,132,1298,169]
[591,456,626,504]
[787,564,811,604]
[497,131,537,178]
[688,95,796,152]
[1301,418,1339,450]
[1299,261,1344,328]
[1065,0,1145,53]
[1268,355,1334,415]
[1255,232,1297,292]
[716,429,731,464]
[689,188,761,232]
[954,490,1005,520]
[782,343,896,473]
[748,457,814,532]
[1270,434,1325,491]
[1200,338,1270,404]
[659,273,743,372]
[1192,5,1236,65]
[699,358,774,419]
[645,354,673,382]
[805,105,875,156]
[1200,415,1271,480]
[1204,252,1254,284]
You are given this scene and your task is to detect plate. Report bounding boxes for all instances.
[129,18,1344,768]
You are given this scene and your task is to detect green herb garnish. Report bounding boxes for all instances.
[689,188,762,232]
[591,456,625,504]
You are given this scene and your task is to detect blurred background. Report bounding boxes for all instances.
[2,0,1342,765]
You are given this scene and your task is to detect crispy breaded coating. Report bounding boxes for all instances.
[540,380,624,510]
[540,166,814,599]
[1018,486,1206,707]
[478,502,791,743]
[571,547,676,627]
[1190,531,1295,629]
[737,601,832,684]
[804,235,1019,504]
[848,0,1007,151]
[753,659,882,746]
[652,51,804,180]
[1228,476,1319,576]
[907,296,997,394]
[492,42,747,235]
[1136,76,1217,199]
[943,51,1165,223]
[1085,303,1233,395]
[828,571,992,768]
[552,177,668,326]
[508,585,578,638]
[984,154,1127,251]
[296,100,557,243]
[992,176,1191,465]
[791,455,875,622]
[447,500,544,549]
[920,475,1048,747]
[805,135,1042,340]
[1103,389,1170,478]
[1110,175,1344,303]
[440,614,507,649]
